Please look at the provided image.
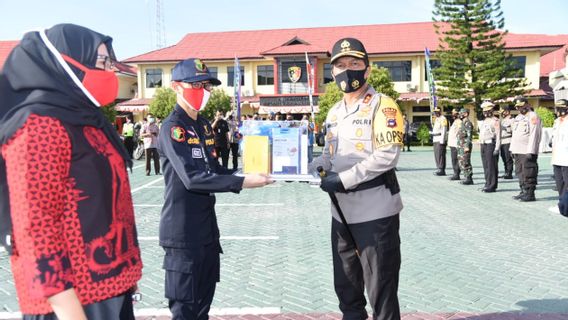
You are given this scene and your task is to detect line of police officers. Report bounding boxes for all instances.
[432,96,544,202]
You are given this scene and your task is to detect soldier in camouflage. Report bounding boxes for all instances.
[457,108,474,185]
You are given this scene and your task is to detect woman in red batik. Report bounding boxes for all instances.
[0,24,142,320]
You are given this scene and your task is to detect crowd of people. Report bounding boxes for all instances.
[429,96,568,207]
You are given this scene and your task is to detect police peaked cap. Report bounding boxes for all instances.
[172,58,221,85]
[330,38,369,64]
[555,99,568,108]
[514,95,528,107]
[481,101,495,112]
[459,108,469,114]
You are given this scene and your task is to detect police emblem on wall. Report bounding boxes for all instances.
[382,107,398,128]
[288,66,302,83]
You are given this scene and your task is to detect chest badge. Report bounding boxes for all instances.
[356,128,363,137]
[203,125,212,136]
[192,148,203,158]
[355,142,365,151]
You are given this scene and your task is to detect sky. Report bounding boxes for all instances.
[1,0,567,60]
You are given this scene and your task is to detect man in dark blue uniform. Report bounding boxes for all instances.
[158,58,273,320]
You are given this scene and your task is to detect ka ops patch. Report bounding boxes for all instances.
[373,96,404,148]
[171,126,185,142]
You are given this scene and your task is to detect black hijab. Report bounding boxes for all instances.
[0,24,132,252]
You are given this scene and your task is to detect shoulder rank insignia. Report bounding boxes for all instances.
[171,126,185,142]
[362,94,372,105]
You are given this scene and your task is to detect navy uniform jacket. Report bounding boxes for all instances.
[158,105,245,249]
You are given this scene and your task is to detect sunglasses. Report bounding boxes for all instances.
[96,55,116,70]
[190,82,214,91]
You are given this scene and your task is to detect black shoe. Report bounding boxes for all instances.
[449,175,460,181]
[407,149,412,152]
[461,178,474,185]
[501,174,513,179]
[481,188,496,193]
[436,171,446,176]
[512,191,525,200]
[146,173,150,176]
[156,172,162,175]
[519,192,536,202]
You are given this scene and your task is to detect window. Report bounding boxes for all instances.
[323,63,333,84]
[425,59,442,80]
[257,65,274,85]
[208,67,218,80]
[227,66,245,86]
[412,106,431,113]
[374,61,412,82]
[507,56,526,78]
[145,68,162,88]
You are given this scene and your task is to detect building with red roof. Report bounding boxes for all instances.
[0,41,19,70]
[119,22,566,121]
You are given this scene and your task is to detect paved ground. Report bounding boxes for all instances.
[1,145,568,319]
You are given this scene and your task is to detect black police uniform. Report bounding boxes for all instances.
[158,104,244,319]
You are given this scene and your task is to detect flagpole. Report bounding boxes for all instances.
[424,47,437,128]
[305,52,315,121]
[234,55,241,125]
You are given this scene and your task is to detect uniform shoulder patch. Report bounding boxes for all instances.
[373,96,404,149]
[171,126,185,142]
[362,93,372,105]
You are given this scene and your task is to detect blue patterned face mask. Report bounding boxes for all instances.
[334,69,367,93]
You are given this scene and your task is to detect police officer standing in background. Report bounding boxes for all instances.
[510,96,542,202]
[551,99,568,215]
[310,37,403,320]
[447,108,461,181]
[158,58,273,319]
[457,108,474,185]
[499,105,514,179]
[478,101,501,192]
[431,106,448,176]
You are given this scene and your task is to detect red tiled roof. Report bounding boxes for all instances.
[261,42,328,56]
[115,62,138,76]
[124,22,567,63]
[0,41,19,69]
[539,35,568,76]
[117,98,152,106]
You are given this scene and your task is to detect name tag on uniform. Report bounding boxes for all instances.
[192,148,203,158]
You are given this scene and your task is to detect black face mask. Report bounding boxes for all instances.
[334,69,367,93]
[518,106,529,115]
[483,112,493,118]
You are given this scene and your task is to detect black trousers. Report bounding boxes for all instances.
[215,146,230,169]
[499,143,513,176]
[332,215,401,320]
[229,143,239,170]
[123,136,134,159]
[403,134,411,151]
[433,142,446,172]
[23,293,134,320]
[450,147,460,177]
[163,245,221,320]
[553,165,568,197]
[145,147,160,174]
[514,154,539,191]
[480,143,498,191]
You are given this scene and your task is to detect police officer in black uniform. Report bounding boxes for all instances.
[158,58,273,320]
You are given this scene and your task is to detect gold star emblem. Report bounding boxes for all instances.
[352,80,360,89]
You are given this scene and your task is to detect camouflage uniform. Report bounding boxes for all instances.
[457,114,473,183]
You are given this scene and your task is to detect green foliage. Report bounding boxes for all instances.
[535,107,555,128]
[367,65,400,100]
[316,82,343,125]
[100,103,117,124]
[432,0,527,113]
[315,68,400,125]
[201,89,232,121]
[149,87,177,119]
[417,123,431,146]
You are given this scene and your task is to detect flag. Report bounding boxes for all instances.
[424,47,438,117]
[234,56,242,124]
[305,52,315,120]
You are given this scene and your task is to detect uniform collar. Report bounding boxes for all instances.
[340,86,376,113]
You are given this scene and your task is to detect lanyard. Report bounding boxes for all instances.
[190,125,211,174]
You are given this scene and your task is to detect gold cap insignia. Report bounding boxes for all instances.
[341,40,351,52]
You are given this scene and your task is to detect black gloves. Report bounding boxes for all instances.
[527,153,537,161]
[559,192,568,217]
[320,171,346,193]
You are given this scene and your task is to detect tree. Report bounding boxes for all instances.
[315,82,343,125]
[433,0,527,112]
[367,65,400,100]
[417,123,431,146]
[149,87,177,119]
[100,103,117,124]
[315,66,400,125]
[201,89,232,121]
[535,107,555,128]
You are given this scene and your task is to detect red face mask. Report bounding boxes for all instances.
[177,85,211,111]
[62,54,118,106]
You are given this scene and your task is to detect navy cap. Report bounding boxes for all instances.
[330,38,368,65]
[172,58,221,85]
[513,95,528,107]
